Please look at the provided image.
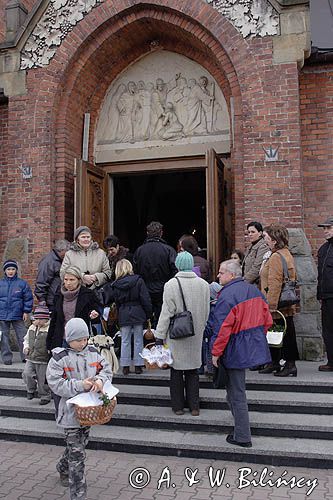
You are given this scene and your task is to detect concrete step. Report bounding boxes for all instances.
[2,360,333,393]
[0,415,332,469]
[1,395,332,440]
[2,377,332,414]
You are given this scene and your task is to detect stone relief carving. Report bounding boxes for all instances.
[19,0,280,70]
[205,0,279,37]
[97,73,228,145]
[20,0,103,69]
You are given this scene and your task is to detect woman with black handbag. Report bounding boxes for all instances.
[259,224,299,377]
[155,251,210,416]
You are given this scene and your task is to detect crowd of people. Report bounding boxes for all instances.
[0,217,332,498]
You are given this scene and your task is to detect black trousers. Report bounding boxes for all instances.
[322,299,333,365]
[149,292,163,329]
[170,368,199,411]
[270,315,299,362]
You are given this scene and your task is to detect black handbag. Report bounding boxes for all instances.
[169,277,195,340]
[277,252,300,309]
[212,360,228,389]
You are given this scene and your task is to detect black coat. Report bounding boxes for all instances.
[133,237,177,294]
[317,237,333,300]
[34,250,63,310]
[46,286,101,350]
[101,274,152,327]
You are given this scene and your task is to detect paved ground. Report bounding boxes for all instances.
[0,441,331,500]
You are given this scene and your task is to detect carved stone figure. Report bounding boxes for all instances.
[158,102,185,140]
[184,77,213,135]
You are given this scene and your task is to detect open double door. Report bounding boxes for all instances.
[75,149,229,277]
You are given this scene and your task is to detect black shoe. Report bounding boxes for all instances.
[274,362,297,377]
[3,361,12,366]
[27,392,34,400]
[39,399,51,405]
[226,434,252,448]
[259,363,281,374]
[249,365,264,371]
[122,366,130,375]
[135,366,143,374]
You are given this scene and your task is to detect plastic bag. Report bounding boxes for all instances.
[140,344,173,368]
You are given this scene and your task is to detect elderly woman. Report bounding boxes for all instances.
[46,266,101,351]
[60,226,111,289]
[259,224,299,377]
[242,221,270,285]
[155,251,210,416]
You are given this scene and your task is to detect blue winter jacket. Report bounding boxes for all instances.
[0,275,33,321]
[211,278,272,369]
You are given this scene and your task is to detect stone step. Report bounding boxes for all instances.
[0,415,332,469]
[2,360,332,393]
[0,395,332,440]
[2,377,332,414]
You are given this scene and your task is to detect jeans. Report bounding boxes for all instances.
[0,320,26,363]
[120,324,144,367]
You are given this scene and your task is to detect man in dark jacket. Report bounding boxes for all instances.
[317,216,333,372]
[133,221,177,327]
[0,260,33,364]
[103,234,132,281]
[34,239,70,312]
[211,259,272,448]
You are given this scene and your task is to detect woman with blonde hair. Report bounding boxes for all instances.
[100,259,152,375]
[259,224,299,377]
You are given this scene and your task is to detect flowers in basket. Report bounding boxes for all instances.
[266,322,285,347]
[139,344,173,368]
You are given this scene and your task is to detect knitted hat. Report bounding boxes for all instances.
[62,266,82,280]
[175,251,194,272]
[3,260,18,272]
[65,318,89,343]
[33,305,50,320]
[74,226,92,241]
[209,282,222,300]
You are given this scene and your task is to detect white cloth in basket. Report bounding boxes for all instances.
[66,380,119,407]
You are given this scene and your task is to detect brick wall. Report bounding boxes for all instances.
[300,62,333,255]
[0,0,306,281]
[0,101,8,257]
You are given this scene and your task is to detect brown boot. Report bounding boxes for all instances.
[122,366,130,375]
[135,366,143,374]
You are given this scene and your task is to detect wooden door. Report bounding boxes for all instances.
[206,148,225,277]
[74,160,108,246]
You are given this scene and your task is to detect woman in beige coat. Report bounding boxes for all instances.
[60,226,111,289]
[260,224,299,377]
[155,251,210,416]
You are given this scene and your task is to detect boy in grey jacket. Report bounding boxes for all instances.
[47,317,113,499]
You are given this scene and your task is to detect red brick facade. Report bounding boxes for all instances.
[301,63,333,254]
[0,0,329,282]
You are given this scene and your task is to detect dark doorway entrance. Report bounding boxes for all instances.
[112,170,206,252]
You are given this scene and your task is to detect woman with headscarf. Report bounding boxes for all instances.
[46,266,101,351]
[60,226,111,289]
[155,251,210,416]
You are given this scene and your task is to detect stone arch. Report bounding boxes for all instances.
[42,0,266,238]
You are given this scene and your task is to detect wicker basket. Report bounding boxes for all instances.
[267,310,287,348]
[143,342,168,370]
[75,397,117,426]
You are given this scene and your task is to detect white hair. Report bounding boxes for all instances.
[220,259,242,277]
[54,239,70,252]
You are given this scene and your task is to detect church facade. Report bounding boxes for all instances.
[0,0,332,358]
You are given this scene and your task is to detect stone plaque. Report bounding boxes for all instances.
[95,51,230,162]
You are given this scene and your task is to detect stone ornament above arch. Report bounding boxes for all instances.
[20,0,280,70]
[94,51,230,162]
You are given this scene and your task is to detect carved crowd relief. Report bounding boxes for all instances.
[20,0,103,69]
[205,0,279,37]
[97,73,228,145]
